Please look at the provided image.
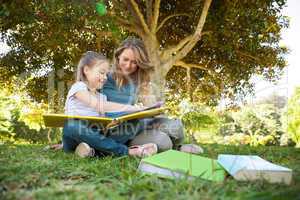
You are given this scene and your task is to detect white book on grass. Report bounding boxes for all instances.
[217,154,292,185]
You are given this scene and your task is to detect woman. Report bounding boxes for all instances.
[102,37,202,153]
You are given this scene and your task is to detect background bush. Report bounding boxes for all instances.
[166,95,295,147]
[219,104,285,146]
[0,89,61,144]
[1,86,299,148]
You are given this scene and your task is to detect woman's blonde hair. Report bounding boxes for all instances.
[113,37,153,104]
[76,51,108,82]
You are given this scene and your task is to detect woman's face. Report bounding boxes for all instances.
[118,48,138,76]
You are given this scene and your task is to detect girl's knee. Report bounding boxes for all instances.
[62,134,78,152]
[63,125,74,137]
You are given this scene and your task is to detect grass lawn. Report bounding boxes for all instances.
[0,143,299,200]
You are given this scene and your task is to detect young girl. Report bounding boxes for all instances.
[63,51,157,158]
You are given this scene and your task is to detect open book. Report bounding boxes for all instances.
[217,154,293,185]
[138,150,226,182]
[104,101,164,118]
[43,102,166,129]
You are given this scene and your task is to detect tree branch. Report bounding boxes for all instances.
[81,27,113,37]
[114,17,143,35]
[201,31,212,36]
[174,60,210,71]
[102,10,144,36]
[156,13,190,33]
[126,0,151,34]
[161,35,193,61]
[151,0,161,32]
[146,0,153,27]
[174,0,212,61]
[236,50,261,62]
[162,31,212,61]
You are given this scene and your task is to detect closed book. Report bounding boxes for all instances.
[217,154,293,185]
[138,150,226,182]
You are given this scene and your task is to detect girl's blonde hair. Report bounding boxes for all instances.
[113,37,154,104]
[76,51,108,82]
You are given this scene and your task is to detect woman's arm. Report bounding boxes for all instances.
[75,91,143,113]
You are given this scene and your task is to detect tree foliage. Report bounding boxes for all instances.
[0,0,289,105]
[283,87,300,147]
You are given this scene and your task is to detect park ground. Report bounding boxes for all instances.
[0,143,299,200]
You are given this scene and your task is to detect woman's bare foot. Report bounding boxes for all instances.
[128,143,158,157]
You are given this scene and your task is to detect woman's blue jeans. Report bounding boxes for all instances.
[62,119,144,156]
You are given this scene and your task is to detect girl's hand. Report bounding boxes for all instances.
[132,104,147,111]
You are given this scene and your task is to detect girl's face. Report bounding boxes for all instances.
[84,61,109,90]
[118,48,138,76]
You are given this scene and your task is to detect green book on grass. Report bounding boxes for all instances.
[138,150,226,182]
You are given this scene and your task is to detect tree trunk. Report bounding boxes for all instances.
[187,67,192,101]
[142,36,169,104]
[149,66,166,100]
[125,0,212,104]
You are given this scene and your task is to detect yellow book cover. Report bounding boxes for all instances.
[43,107,167,128]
